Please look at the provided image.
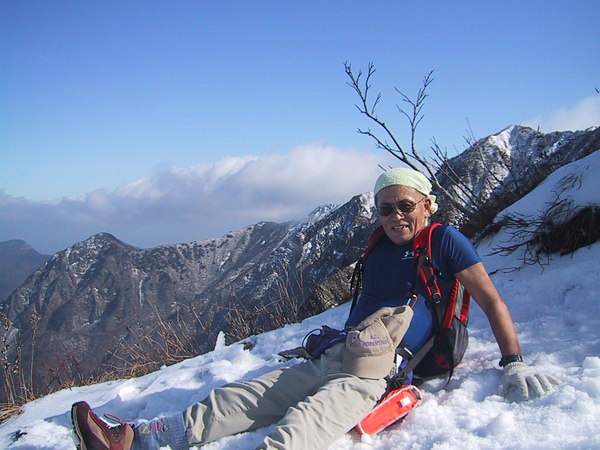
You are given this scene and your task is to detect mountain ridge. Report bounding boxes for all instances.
[434,125,600,233]
[1,125,598,401]
[0,193,377,398]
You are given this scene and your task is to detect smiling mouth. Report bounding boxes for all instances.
[391,225,408,231]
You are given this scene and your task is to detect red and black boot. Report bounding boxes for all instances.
[71,401,135,450]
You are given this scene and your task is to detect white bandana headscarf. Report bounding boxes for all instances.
[374,167,438,214]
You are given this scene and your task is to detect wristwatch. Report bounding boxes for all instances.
[499,353,523,367]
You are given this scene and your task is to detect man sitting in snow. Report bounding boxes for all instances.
[71,168,560,450]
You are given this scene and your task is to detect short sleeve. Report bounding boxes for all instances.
[433,225,482,276]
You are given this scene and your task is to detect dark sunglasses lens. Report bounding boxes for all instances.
[377,201,417,216]
[398,201,417,213]
[377,205,393,216]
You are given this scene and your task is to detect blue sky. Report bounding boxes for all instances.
[1,1,599,254]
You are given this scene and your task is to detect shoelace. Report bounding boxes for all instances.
[103,413,131,426]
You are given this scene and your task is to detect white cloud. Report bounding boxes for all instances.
[0,144,392,253]
[526,95,600,132]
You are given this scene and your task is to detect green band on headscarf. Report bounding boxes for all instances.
[374,167,438,214]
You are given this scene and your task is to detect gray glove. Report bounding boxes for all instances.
[499,361,561,401]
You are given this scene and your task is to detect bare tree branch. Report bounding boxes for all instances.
[345,62,420,170]
[345,62,483,221]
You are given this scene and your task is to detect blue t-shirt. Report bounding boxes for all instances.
[345,225,481,353]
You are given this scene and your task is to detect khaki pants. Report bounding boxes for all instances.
[183,343,387,449]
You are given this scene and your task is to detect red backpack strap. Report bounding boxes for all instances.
[412,223,443,304]
[395,223,447,383]
[361,226,385,265]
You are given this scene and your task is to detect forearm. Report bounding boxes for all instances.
[478,297,521,357]
[455,262,521,358]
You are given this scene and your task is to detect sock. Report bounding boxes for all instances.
[131,413,188,450]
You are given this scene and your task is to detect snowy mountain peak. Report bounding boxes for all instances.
[481,125,539,157]
[357,192,375,218]
[305,203,340,224]
[434,126,600,232]
[71,232,136,254]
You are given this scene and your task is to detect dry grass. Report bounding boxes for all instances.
[0,402,22,424]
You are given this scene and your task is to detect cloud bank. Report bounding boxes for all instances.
[1,144,389,254]
[526,95,600,133]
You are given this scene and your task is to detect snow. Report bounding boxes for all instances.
[497,150,599,219]
[2,152,600,449]
[358,192,375,219]
[486,125,515,153]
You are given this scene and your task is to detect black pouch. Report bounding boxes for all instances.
[278,326,347,361]
[303,325,347,359]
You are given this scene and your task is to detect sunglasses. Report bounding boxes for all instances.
[376,197,427,216]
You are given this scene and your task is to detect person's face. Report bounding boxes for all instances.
[376,185,431,245]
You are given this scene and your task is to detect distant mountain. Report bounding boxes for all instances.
[1,125,598,401]
[434,125,600,235]
[0,240,50,301]
[1,194,376,399]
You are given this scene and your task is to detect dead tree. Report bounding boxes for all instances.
[344,62,484,223]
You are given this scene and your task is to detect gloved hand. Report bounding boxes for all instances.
[499,361,561,401]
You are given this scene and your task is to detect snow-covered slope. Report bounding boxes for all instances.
[1,153,599,449]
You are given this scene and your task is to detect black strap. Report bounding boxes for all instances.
[349,261,363,315]
[393,335,435,386]
[392,236,451,386]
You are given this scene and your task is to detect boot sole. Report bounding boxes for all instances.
[71,401,89,450]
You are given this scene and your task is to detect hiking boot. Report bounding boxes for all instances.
[71,401,134,450]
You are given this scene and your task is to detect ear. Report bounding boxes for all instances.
[423,197,432,217]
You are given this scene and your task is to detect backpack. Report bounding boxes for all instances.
[350,223,470,383]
